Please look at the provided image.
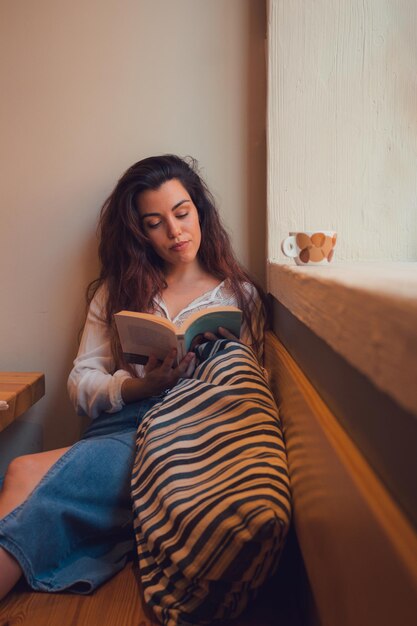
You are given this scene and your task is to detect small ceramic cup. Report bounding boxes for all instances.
[281,231,337,265]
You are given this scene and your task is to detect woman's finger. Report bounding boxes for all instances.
[218,326,240,341]
[184,356,197,378]
[144,354,159,373]
[177,353,195,376]
[203,328,240,342]
[203,331,218,341]
[161,348,177,372]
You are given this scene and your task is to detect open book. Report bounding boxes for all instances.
[114,306,242,364]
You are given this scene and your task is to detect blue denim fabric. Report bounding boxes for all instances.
[0,396,163,593]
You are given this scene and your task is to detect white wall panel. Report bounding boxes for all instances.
[267,0,417,262]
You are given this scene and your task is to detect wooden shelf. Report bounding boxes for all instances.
[265,331,417,626]
[0,372,45,432]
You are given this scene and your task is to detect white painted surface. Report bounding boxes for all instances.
[0,0,266,449]
[268,262,417,416]
[267,0,417,263]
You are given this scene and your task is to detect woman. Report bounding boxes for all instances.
[0,154,267,600]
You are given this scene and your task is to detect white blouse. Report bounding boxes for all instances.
[67,281,263,419]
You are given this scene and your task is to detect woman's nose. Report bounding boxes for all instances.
[167,219,181,238]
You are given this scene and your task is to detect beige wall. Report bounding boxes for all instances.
[267,0,417,263]
[0,0,266,453]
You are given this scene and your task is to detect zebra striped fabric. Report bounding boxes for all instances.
[131,340,291,626]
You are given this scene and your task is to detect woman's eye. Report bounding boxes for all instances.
[146,221,161,229]
[176,212,188,219]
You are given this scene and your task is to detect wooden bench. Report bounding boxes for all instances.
[265,330,417,626]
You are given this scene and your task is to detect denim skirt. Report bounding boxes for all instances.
[0,396,162,593]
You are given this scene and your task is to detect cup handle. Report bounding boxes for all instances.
[281,236,298,258]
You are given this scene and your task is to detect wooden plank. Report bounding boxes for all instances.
[0,372,45,432]
[0,562,158,626]
[265,331,417,626]
[0,557,303,626]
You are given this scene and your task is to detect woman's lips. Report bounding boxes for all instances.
[170,241,189,251]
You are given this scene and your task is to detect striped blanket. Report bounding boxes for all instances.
[131,340,291,626]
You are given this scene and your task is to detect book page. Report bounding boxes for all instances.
[118,317,178,362]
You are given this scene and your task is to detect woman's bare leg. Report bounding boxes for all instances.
[0,548,22,599]
[0,447,70,600]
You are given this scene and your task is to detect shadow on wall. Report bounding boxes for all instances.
[39,228,100,451]
[0,228,100,482]
[245,0,267,286]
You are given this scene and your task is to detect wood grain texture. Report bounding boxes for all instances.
[267,0,417,262]
[265,331,417,626]
[0,372,45,432]
[0,562,159,626]
[0,558,302,626]
[268,262,417,416]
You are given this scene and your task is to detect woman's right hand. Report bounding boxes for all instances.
[121,349,196,404]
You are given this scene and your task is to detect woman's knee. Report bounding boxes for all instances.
[1,448,70,508]
[4,455,40,491]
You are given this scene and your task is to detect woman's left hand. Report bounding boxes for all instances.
[203,326,241,343]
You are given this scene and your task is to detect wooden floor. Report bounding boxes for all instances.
[0,528,312,626]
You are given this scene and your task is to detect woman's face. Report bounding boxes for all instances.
[137,178,202,269]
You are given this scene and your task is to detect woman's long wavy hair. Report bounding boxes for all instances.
[87,154,268,369]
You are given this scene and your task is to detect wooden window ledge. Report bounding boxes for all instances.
[267,261,417,417]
